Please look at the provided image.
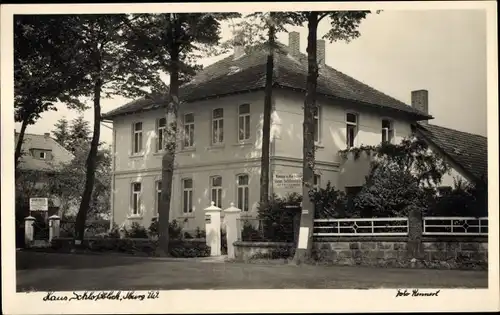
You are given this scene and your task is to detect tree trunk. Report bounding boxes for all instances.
[15,116,30,174]
[293,12,319,264]
[259,17,275,204]
[74,79,102,245]
[157,15,180,256]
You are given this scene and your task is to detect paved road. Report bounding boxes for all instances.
[16,251,488,291]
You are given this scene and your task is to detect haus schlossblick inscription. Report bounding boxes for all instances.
[42,290,160,302]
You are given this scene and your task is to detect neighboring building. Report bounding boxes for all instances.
[102,32,432,231]
[413,122,488,189]
[15,131,74,216]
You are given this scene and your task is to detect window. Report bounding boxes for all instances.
[237,174,249,212]
[156,118,166,152]
[238,104,251,141]
[183,113,195,148]
[314,174,321,187]
[313,106,320,143]
[382,119,394,143]
[39,151,46,159]
[156,180,162,216]
[346,113,358,148]
[132,122,143,154]
[212,108,224,145]
[182,178,193,214]
[210,176,222,208]
[131,182,142,215]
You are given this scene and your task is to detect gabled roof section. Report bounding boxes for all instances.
[103,41,432,120]
[414,123,488,184]
[15,132,74,171]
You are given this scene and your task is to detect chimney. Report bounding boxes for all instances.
[411,90,429,124]
[44,132,50,138]
[288,31,300,57]
[317,39,326,67]
[233,34,245,60]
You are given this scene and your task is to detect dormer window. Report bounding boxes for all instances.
[32,149,50,160]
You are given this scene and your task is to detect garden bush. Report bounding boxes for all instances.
[148,218,185,239]
[125,222,149,238]
[50,237,210,257]
[309,181,350,218]
[257,193,300,242]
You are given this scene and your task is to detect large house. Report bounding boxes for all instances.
[103,32,486,231]
[102,32,433,231]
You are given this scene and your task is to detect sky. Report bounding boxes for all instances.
[15,9,488,146]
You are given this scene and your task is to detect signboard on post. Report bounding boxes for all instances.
[273,174,302,189]
[29,198,48,211]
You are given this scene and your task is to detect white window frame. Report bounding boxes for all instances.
[39,151,47,159]
[183,113,195,148]
[156,118,166,152]
[313,106,321,143]
[155,180,162,217]
[131,182,142,215]
[381,119,394,144]
[346,112,358,148]
[182,178,194,214]
[212,108,224,145]
[236,174,249,212]
[238,104,251,142]
[210,176,223,208]
[132,122,143,154]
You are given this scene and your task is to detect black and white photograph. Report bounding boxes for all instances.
[1,1,498,314]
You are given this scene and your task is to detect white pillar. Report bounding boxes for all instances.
[224,202,241,259]
[204,201,222,256]
[48,215,61,242]
[24,216,35,247]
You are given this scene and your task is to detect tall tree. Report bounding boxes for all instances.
[54,14,155,245]
[14,15,88,171]
[125,13,238,255]
[52,118,71,149]
[225,13,302,204]
[53,115,92,154]
[292,11,372,264]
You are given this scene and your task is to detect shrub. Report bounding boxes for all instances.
[354,164,429,217]
[169,219,183,239]
[428,178,488,217]
[194,227,206,238]
[125,222,148,238]
[309,181,349,218]
[241,221,265,241]
[147,218,185,240]
[106,223,121,239]
[257,193,300,242]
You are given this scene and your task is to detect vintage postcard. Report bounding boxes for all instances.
[1,1,498,314]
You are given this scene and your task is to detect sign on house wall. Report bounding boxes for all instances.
[29,198,48,211]
[273,174,302,189]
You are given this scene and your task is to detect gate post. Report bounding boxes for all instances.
[24,216,35,248]
[224,203,241,259]
[204,201,222,256]
[48,215,61,243]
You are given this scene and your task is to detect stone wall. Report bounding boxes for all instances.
[233,237,487,270]
[312,236,487,270]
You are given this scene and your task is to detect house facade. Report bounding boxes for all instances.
[15,131,74,217]
[103,32,431,232]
